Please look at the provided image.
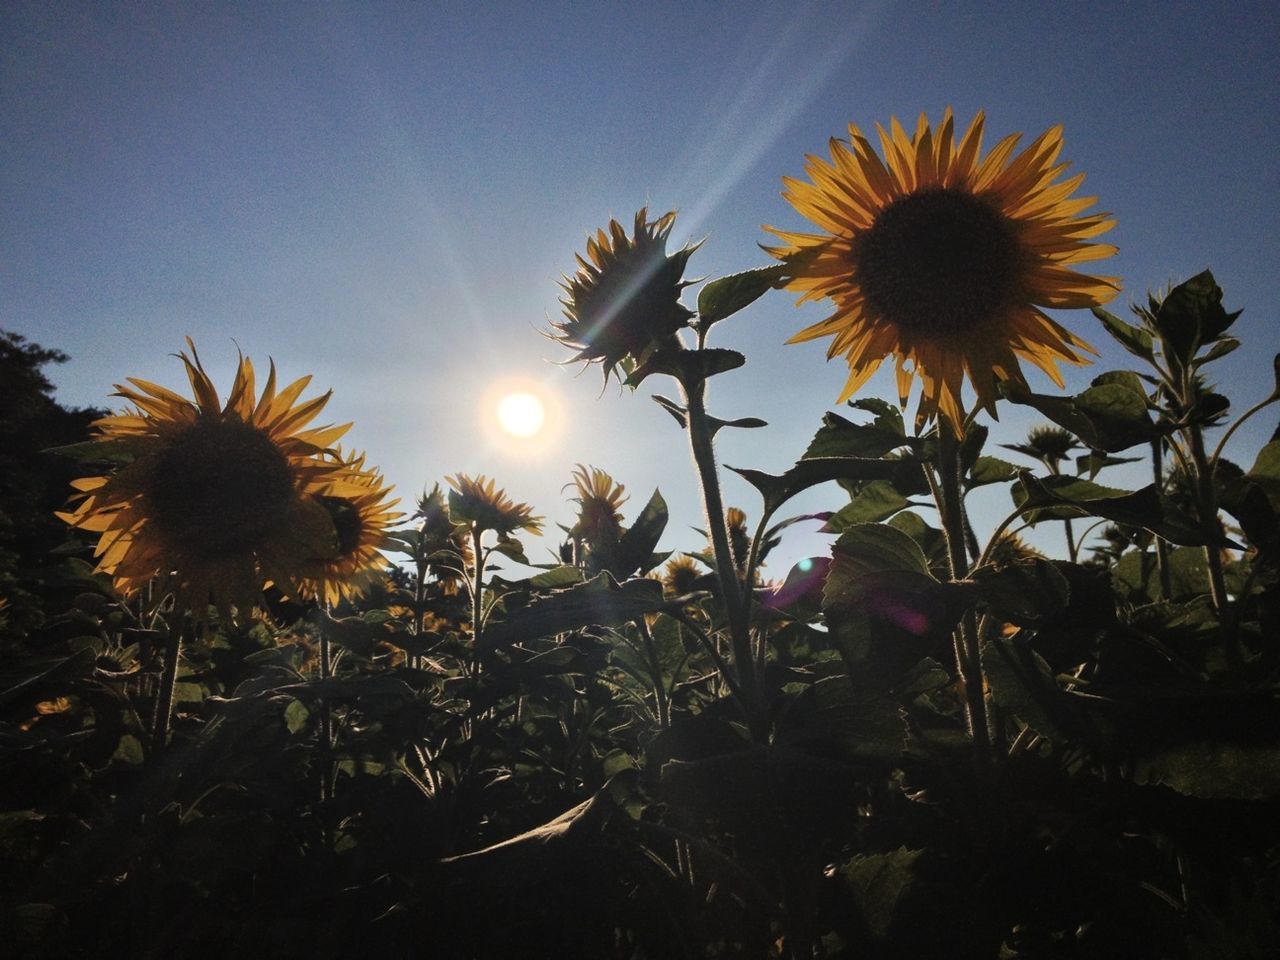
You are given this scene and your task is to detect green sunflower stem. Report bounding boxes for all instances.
[1150,439,1174,602]
[1185,423,1240,668]
[681,377,762,737]
[150,618,188,754]
[636,617,670,729]
[935,425,992,759]
[470,528,486,679]
[318,613,335,804]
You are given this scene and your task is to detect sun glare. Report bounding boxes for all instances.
[497,391,545,437]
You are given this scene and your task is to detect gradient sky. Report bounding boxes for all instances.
[5,1,1278,575]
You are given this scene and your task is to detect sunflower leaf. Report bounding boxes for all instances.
[805,410,920,459]
[1013,473,1226,546]
[482,573,679,649]
[650,394,687,428]
[708,415,768,436]
[966,456,1020,489]
[1001,377,1164,453]
[695,265,787,329]
[625,348,745,388]
[1153,270,1242,368]
[821,480,909,530]
[728,457,904,515]
[1092,307,1154,361]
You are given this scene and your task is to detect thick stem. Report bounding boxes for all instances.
[681,377,761,734]
[150,619,186,753]
[934,426,991,757]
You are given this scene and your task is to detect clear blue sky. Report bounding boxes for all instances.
[5,1,1278,573]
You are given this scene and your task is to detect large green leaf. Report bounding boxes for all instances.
[729,457,907,515]
[1013,474,1217,546]
[803,406,919,460]
[1003,373,1161,453]
[822,480,910,530]
[1153,270,1241,367]
[695,265,787,328]
[482,573,678,648]
[1092,306,1154,360]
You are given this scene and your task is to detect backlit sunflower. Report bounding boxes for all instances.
[661,554,705,597]
[566,464,627,545]
[551,208,699,382]
[295,451,402,608]
[765,109,1118,431]
[445,474,543,538]
[57,341,353,618]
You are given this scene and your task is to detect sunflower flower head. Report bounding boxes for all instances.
[765,109,1118,431]
[566,464,627,546]
[445,474,543,538]
[296,450,402,608]
[723,507,752,575]
[661,554,705,597]
[1002,425,1080,469]
[57,340,353,619]
[551,208,699,382]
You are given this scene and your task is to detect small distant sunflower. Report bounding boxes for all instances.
[1002,425,1080,469]
[296,451,402,608]
[723,507,751,575]
[551,208,699,382]
[445,474,543,538]
[661,555,705,597]
[57,341,351,617]
[566,464,627,545]
[765,109,1118,430]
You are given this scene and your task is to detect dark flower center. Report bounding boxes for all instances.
[147,419,296,558]
[856,187,1024,336]
[319,495,365,557]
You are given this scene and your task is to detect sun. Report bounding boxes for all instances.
[496,391,546,438]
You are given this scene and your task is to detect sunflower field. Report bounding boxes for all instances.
[3,114,1279,959]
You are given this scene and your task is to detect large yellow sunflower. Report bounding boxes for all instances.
[764,109,1119,430]
[296,450,403,608]
[58,341,354,618]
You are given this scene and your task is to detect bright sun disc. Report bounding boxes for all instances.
[497,392,545,438]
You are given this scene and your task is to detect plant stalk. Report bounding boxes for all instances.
[150,618,186,753]
[934,425,991,757]
[680,377,762,735]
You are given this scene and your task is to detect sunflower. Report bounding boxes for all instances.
[551,208,699,382]
[57,340,353,618]
[566,464,627,546]
[765,109,1118,431]
[295,451,403,608]
[445,474,543,538]
[661,554,705,597]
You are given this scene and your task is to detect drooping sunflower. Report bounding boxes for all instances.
[57,341,352,618]
[551,208,699,382]
[295,450,403,608]
[765,109,1119,430]
[445,474,543,538]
